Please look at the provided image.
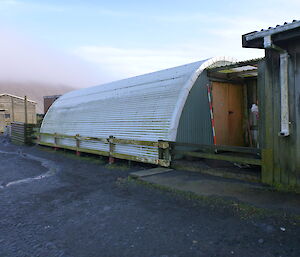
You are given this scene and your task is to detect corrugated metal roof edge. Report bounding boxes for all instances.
[207,57,265,71]
[56,57,237,105]
[169,56,236,141]
[244,20,300,42]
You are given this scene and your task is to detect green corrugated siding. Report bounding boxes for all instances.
[176,72,213,144]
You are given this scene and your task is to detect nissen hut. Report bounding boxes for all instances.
[39,56,260,164]
[40,20,300,190]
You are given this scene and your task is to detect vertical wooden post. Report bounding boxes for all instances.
[54,132,58,151]
[24,96,28,124]
[11,97,14,122]
[243,83,251,146]
[158,140,171,167]
[260,52,275,185]
[108,135,115,164]
[158,140,164,161]
[76,134,81,156]
[37,132,41,144]
[207,84,217,145]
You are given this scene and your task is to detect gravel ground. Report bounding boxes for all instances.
[0,137,299,257]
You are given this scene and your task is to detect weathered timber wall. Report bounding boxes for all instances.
[261,39,300,189]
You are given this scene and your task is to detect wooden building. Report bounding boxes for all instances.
[242,20,300,189]
[0,94,37,133]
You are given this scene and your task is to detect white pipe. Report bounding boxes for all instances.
[263,36,290,136]
[279,52,290,136]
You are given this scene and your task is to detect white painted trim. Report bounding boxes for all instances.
[0,94,37,104]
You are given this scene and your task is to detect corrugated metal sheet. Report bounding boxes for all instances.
[245,20,300,41]
[176,72,213,145]
[40,57,234,163]
[11,122,36,145]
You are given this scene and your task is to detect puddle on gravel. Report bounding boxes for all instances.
[0,149,59,189]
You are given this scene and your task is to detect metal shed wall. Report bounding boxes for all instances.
[40,57,233,164]
[176,71,213,144]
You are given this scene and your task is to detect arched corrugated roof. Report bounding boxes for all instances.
[40,56,234,163]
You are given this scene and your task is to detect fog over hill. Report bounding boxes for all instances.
[0,28,105,114]
[0,81,74,113]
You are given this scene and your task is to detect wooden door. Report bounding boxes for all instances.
[212,82,244,146]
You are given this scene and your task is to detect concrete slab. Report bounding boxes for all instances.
[130,167,173,178]
[172,159,261,183]
[138,170,300,215]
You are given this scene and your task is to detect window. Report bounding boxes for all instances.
[5,114,10,119]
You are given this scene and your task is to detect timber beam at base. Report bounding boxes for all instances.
[38,134,171,167]
[173,150,262,166]
[38,132,262,169]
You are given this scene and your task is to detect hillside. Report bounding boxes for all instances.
[0,81,75,113]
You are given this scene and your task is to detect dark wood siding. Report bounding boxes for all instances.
[261,39,300,188]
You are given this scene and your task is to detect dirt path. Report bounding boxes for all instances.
[0,138,299,257]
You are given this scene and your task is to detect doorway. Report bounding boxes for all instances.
[211,82,245,146]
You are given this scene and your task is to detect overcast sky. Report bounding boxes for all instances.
[0,0,299,87]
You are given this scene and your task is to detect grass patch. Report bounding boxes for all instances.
[272,183,300,194]
[106,162,130,171]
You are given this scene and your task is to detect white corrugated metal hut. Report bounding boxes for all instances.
[39,57,234,165]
